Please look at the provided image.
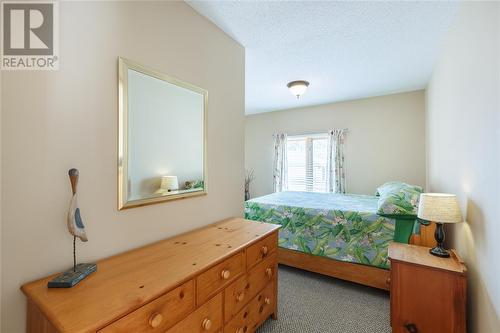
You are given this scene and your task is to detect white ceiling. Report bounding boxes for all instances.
[188,1,459,114]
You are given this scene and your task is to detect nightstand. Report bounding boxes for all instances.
[388,242,467,333]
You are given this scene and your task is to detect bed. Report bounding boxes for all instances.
[244,191,436,290]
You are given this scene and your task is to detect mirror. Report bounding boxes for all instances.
[118,58,207,209]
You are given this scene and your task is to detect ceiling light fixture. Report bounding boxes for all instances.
[287,80,310,99]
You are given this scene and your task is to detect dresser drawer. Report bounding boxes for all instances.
[224,282,276,333]
[224,253,276,323]
[246,232,278,269]
[99,280,195,333]
[197,251,245,305]
[167,293,223,333]
[247,253,277,299]
[224,275,250,322]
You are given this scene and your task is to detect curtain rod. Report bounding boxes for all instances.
[273,129,349,137]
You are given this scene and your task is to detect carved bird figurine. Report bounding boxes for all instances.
[67,169,88,242]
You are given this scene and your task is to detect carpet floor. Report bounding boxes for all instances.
[257,265,391,333]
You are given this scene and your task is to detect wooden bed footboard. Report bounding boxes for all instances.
[278,223,437,291]
[278,248,391,290]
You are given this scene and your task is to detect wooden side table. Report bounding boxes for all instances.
[389,242,467,333]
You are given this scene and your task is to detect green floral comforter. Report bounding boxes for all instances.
[244,192,408,269]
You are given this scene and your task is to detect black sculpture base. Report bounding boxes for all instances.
[48,263,97,288]
[430,246,450,258]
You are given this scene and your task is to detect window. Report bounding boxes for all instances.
[286,134,328,192]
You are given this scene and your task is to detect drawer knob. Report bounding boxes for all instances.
[404,323,418,333]
[202,318,212,330]
[265,267,273,279]
[221,269,231,280]
[236,292,245,302]
[235,328,244,333]
[261,246,269,256]
[264,297,271,305]
[386,277,391,286]
[149,312,163,328]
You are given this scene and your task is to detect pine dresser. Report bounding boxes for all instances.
[21,218,280,333]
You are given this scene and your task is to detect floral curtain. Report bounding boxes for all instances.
[327,129,346,193]
[273,133,288,192]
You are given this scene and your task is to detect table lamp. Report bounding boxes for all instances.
[417,193,463,258]
[155,175,179,194]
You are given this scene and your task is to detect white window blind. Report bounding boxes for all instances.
[286,134,328,192]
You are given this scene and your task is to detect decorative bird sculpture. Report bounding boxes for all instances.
[47,168,96,288]
[68,168,88,242]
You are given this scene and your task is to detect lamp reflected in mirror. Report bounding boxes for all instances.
[155,176,179,194]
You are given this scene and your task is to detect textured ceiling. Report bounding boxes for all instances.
[188,1,459,114]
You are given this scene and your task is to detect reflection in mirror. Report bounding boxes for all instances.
[118,58,207,209]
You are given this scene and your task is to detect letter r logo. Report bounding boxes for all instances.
[2,3,54,56]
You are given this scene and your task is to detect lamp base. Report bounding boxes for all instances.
[429,222,451,258]
[429,246,450,258]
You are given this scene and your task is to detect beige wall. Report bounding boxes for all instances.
[0,59,2,331]
[245,91,426,197]
[426,2,499,332]
[0,2,244,332]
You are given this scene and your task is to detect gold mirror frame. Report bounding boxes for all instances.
[118,57,208,210]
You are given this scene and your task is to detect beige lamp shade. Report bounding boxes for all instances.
[417,193,463,223]
[160,176,179,191]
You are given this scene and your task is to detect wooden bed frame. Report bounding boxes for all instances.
[278,223,437,291]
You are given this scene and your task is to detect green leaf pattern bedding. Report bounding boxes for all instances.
[376,182,423,215]
[244,192,400,269]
